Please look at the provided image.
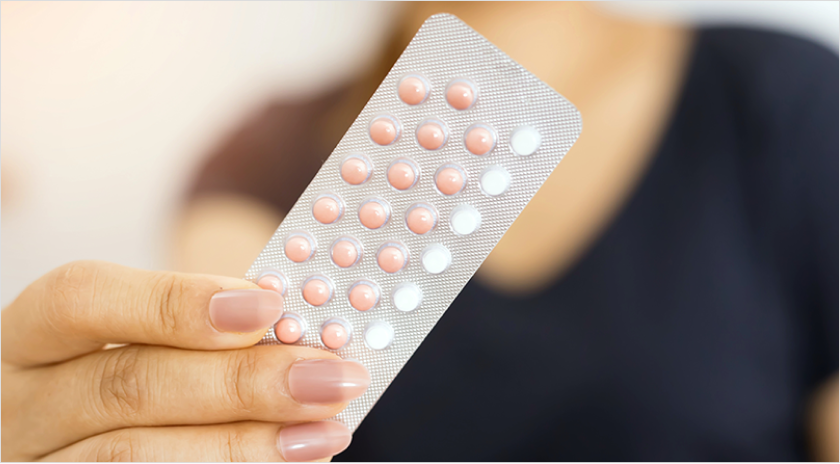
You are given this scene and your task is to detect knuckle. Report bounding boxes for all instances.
[218,427,250,462]
[93,430,143,462]
[222,349,263,413]
[93,346,149,421]
[51,260,99,294]
[144,272,184,336]
[42,261,101,326]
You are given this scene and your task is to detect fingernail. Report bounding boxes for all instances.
[209,289,283,333]
[277,421,352,462]
[288,359,370,404]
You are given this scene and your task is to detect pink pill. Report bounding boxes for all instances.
[406,205,436,235]
[321,321,350,350]
[275,317,303,344]
[377,245,407,273]
[340,157,370,185]
[388,161,417,190]
[359,200,389,229]
[369,116,399,146]
[312,196,341,224]
[331,239,360,268]
[446,80,476,110]
[416,120,447,150]
[349,283,378,312]
[285,235,313,263]
[398,76,428,105]
[257,274,285,295]
[465,125,495,156]
[435,166,465,196]
[302,278,332,306]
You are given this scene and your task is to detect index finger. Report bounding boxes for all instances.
[1,260,283,367]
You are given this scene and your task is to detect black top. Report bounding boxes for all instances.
[191,27,839,461]
[336,28,839,461]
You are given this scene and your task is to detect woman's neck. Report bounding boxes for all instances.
[398,2,636,96]
[396,2,694,294]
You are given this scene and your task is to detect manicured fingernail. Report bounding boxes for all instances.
[209,289,283,333]
[288,359,370,404]
[277,421,352,462]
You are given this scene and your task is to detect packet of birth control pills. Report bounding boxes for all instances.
[245,13,582,431]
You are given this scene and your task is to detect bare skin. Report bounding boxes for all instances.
[0,2,820,462]
[172,3,838,461]
[175,2,694,293]
[402,2,694,294]
[2,261,362,461]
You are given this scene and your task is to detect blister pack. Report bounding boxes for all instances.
[245,13,582,431]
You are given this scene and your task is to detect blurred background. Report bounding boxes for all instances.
[1,1,837,306]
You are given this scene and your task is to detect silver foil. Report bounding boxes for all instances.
[246,13,582,431]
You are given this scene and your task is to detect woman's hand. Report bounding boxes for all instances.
[2,261,369,462]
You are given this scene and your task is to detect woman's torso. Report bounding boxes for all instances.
[338,28,839,461]
[190,27,839,461]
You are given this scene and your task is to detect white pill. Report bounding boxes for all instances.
[479,166,510,197]
[510,126,541,156]
[421,244,451,274]
[449,205,481,236]
[364,320,394,350]
[392,282,421,312]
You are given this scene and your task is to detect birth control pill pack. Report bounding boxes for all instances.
[246,13,582,431]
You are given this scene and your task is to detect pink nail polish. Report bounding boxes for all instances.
[277,421,352,462]
[288,359,370,404]
[208,289,283,333]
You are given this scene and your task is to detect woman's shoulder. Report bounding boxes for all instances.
[685,27,837,168]
[692,27,837,109]
[696,26,837,72]
[677,27,837,293]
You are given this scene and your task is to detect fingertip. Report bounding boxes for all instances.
[288,358,370,405]
[276,421,351,462]
[209,289,284,334]
[275,344,344,361]
[202,274,262,291]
